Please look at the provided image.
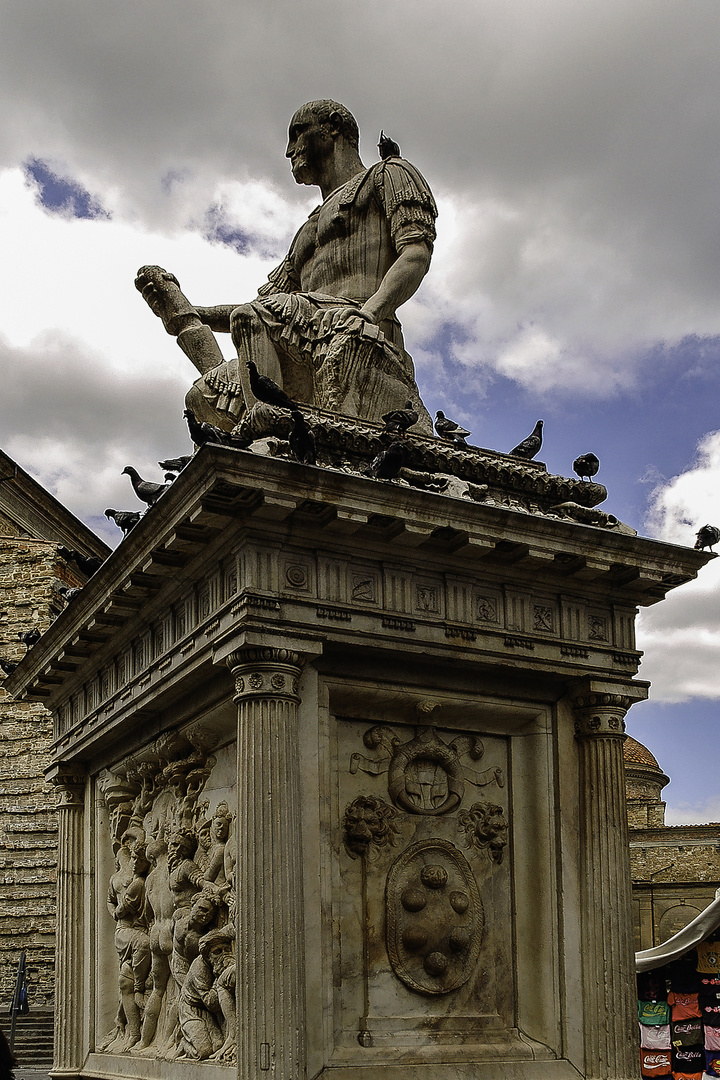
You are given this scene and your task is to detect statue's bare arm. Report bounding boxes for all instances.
[134,266,237,335]
[316,241,432,336]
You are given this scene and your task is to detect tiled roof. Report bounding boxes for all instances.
[624,735,661,769]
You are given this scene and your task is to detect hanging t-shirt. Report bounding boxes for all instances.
[697,944,720,974]
[701,997,720,1028]
[668,992,702,1021]
[672,1042,705,1075]
[642,1024,672,1050]
[705,1049,720,1078]
[700,976,720,994]
[671,953,700,990]
[641,1000,672,1025]
[672,1019,703,1047]
[641,1049,672,1077]
[706,1027,720,1051]
[640,970,670,1002]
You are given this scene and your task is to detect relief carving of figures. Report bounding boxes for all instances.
[99,732,235,1063]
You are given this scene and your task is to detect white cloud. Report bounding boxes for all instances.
[637,432,720,702]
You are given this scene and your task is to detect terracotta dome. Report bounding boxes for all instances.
[623,735,661,769]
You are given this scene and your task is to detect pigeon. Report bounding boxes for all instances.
[18,629,41,651]
[368,441,405,480]
[57,585,83,604]
[0,658,17,676]
[57,546,104,577]
[246,360,297,411]
[572,453,600,482]
[509,420,543,460]
[695,524,720,551]
[122,466,170,507]
[434,410,471,446]
[183,409,251,450]
[381,400,419,436]
[104,509,142,536]
[288,410,316,465]
[378,130,401,159]
[158,455,192,473]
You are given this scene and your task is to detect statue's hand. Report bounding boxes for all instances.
[316,304,368,339]
[135,265,198,336]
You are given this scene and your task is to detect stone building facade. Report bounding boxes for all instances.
[626,734,720,952]
[0,450,108,1008]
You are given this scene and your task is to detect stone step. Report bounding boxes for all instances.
[11,1013,54,1067]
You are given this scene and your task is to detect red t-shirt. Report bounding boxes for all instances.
[667,991,701,1020]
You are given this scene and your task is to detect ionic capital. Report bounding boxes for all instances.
[47,762,86,807]
[227,645,303,702]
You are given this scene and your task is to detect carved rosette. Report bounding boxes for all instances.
[570,688,638,1079]
[227,646,301,702]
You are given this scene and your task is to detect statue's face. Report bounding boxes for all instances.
[192,897,215,927]
[211,815,229,841]
[286,107,334,186]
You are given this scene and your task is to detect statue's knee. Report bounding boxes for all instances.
[229,304,257,345]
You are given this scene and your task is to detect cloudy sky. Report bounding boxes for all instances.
[3,0,720,820]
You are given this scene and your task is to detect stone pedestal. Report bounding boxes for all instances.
[6,445,711,1080]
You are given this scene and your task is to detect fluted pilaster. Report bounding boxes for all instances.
[228,646,306,1080]
[572,691,639,1080]
[47,764,86,1078]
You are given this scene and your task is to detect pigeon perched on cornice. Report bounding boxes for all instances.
[572,453,600,482]
[289,410,316,465]
[122,466,170,507]
[104,509,141,537]
[509,420,543,460]
[0,658,17,676]
[183,409,251,450]
[57,546,104,577]
[434,411,470,446]
[246,361,297,411]
[57,585,83,604]
[158,455,192,474]
[378,130,401,159]
[695,524,720,551]
[368,441,405,480]
[381,400,419,436]
[18,629,41,651]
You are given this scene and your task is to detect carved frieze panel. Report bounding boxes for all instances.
[588,613,608,642]
[96,732,237,1065]
[473,588,502,626]
[386,839,483,995]
[283,559,313,593]
[350,570,379,605]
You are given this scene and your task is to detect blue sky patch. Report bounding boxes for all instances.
[24,158,109,220]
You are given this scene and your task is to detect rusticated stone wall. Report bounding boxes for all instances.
[0,536,80,1007]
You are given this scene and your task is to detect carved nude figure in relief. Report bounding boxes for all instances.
[136,100,437,428]
[101,741,236,1063]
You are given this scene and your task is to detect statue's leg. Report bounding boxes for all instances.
[230,303,284,400]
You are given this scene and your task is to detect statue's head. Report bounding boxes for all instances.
[286,100,359,186]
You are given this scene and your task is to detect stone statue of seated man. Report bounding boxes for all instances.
[136,99,437,431]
